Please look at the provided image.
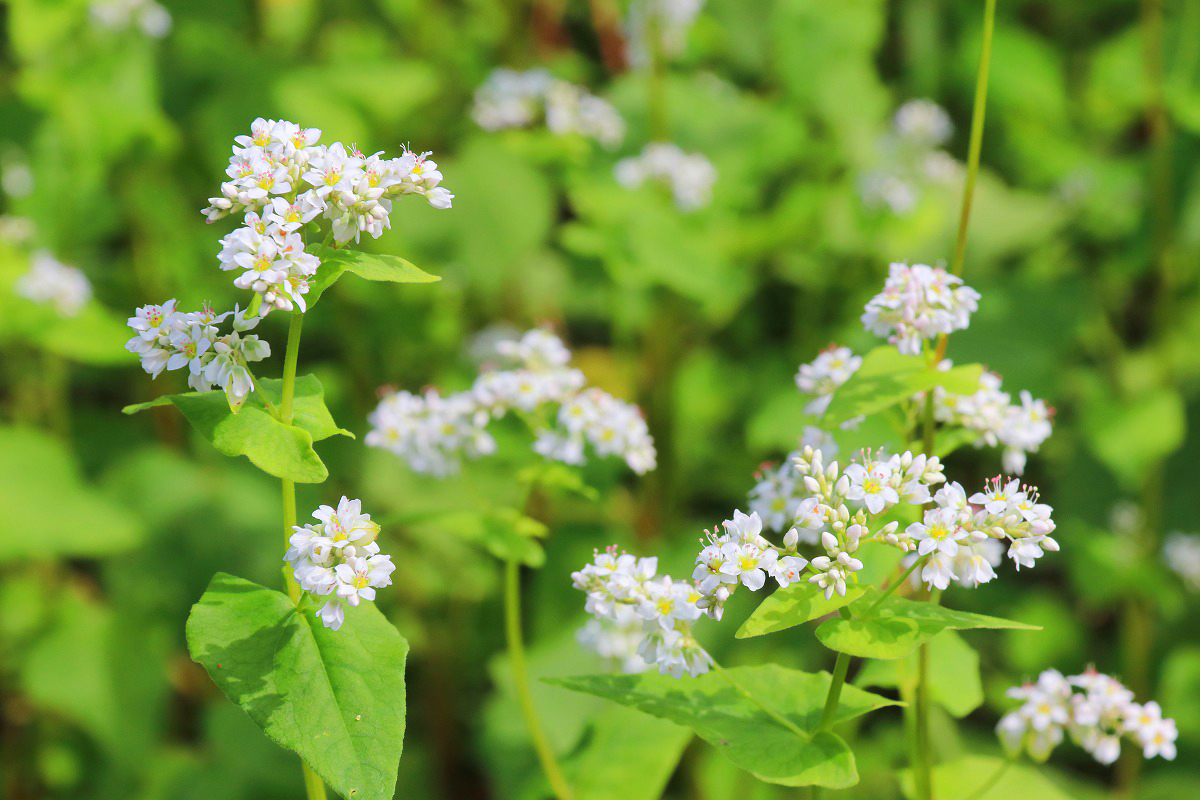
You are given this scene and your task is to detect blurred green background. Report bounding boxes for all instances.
[1,0,1199,797]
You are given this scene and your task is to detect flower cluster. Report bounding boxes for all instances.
[624,0,705,67]
[998,668,1177,765]
[1163,531,1200,591]
[125,300,270,409]
[571,547,709,677]
[795,346,863,416]
[16,251,92,317]
[284,497,395,631]
[935,370,1053,475]
[614,143,717,211]
[576,604,650,675]
[861,262,981,355]
[90,0,171,38]
[472,69,624,147]
[860,99,960,214]
[368,329,656,476]
[202,118,453,313]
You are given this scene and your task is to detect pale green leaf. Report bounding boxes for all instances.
[854,630,983,717]
[563,705,691,800]
[902,755,1079,800]
[823,346,983,425]
[548,665,901,788]
[736,583,865,639]
[815,588,1040,659]
[306,245,439,307]
[186,573,409,800]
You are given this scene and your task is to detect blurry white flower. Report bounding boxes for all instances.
[16,251,92,317]
[861,262,980,355]
[472,69,624,147]
[615,143,716,211]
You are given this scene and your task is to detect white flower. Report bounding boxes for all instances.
[771,555,810,588]
[908,507,967,558]
[795,347,862,415]
[934,371,1053,475]
[624,0,705,67]
[472,69,624,147]
[16,251,92,317]
[284,498,393,630]
[718,541,777,591]
[919,551,957,591]
[615,143,716,211]
[893,99,953,147]
[1163,532,1200,590]
[365,388,496,476]
[843,462,900,515]
[90,0,172,38]
[861,262,980,354]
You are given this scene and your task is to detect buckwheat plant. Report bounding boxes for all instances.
[121,118,451,800]
[367,327,655,800]
[555,3,1146,796]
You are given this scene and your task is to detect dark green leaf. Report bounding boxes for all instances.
[548,665,900,787]
[186,573,408,800]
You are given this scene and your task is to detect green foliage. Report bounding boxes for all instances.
[905,755,1078,800]
[0,425,142,561]
[1081,386,1186,489]
[561,705,692,800]
[815,588,1039,659]
[736,583,866,639]
[550,665,901,787]
[306,245,440,308]
[855,630,984,718]
[822,346,984,426]
[123,374,350,483]
[186,573,409,800]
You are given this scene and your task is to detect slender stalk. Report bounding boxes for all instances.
[949,0,996,279]
[709,660,808,740]
[863,557,925,616]
[819,651,852,732]
[505,558,573,799]
[915,638,933,800]
[646,10,669,141]
[275,312,326,800]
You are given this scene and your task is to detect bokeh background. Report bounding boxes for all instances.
[1,0,1199,798]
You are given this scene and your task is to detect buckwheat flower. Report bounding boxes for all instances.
[893,99,953,148]
[843,462,899,514]
[1163,532,1200,590]
[615,143,716,211]
[808,557,848,600]
[861,262,981,355]
[771,555,810,588]
[934,371,1053,476]
[624,0,705,68]
[908,507,967,557]
[719,542,777,591]
[365,388,496,476]
[749,459,803,532]
[90,0,172,38]
[577,605,649,674]
[395,150,456,209]
[285,498,393,631]
[166,324,212,376]
[952,537,1003,586]
[795,346,862,415]
[16,251,92,317]
[473,69,625,147]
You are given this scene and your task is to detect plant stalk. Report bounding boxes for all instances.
[949,0,996,279]
[819,652,852,732]
[864,557,925,616]
[276,312,326,800]
[504,558,574,799]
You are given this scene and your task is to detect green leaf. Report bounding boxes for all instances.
[517,462,600,501]
[855,631,983,718]
[903,755,1079,800]
[548,665,901,788]
[1081,387,1186,489]
[0,426,142,561]
[306,245,439,307]
[123,374,350,483]
[186,573,409,800]
[409,508,547,566]
[823,346,983,426]
[563,705,691,800]
[815,588,1040,659]
[736,583,865,639]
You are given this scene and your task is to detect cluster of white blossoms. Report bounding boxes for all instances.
[571,547,709,677]
[89,0,171,38]
[935,370,1053,475]
[861,262,981,355]
[368,329,656,476]
[998,668,1177,765]
[471,69,625,147]
[1163,531,1200,591]
[576,604,650,675]
[614,143,717,211]
[284,497,395,631]
[624,0,705,67]
[202,118,452,313]
[902,476,1058,590]
[860,99,960,214]
[795,346,863,416]
[125,300,270,409]
[15,251,92,317]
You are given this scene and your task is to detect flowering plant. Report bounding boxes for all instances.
[120,118,451,800]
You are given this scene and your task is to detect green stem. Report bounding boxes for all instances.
[819,650,853,732]
[646,11,669,141]
[863,557,925,616]
[505,559,573,799]
[709,660,809,740]
[914,589,941,800]
[949,0,996,279]
[274,312,325,800]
